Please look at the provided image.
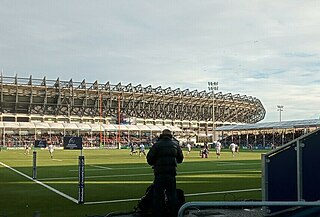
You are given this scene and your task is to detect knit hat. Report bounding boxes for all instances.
[162,129,172,135]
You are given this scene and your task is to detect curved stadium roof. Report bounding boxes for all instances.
[216,119,320,131]
[0,122,182,132]
[0,74,266,124]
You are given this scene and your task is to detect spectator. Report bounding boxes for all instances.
[147,129,184,217]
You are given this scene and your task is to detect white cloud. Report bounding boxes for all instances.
[0,0,320,122]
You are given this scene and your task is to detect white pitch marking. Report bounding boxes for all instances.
[39,173,153,181]
[185,188,261,196]
[1,159,32,162]
[179,169,257,175]
[216,162,260,166]
[69,163,257,172]
[52,159,63,162]
[0,161,78,204]
[40,168,257,181]
[68,166,149,172]
[89,165,112,170]
[84,188,262,205]
[85,198,141,205]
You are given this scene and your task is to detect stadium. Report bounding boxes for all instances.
[1,74,320,217]
[0,74,266,147]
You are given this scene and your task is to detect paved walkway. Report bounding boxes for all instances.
[103,208,264,217]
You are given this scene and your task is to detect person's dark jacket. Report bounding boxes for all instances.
[147,134,184,176]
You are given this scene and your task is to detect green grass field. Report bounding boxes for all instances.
[0,148,266,217]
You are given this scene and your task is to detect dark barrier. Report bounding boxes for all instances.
[35,140,47,148]
[78,155,85,204]
[63,136,83,150]
[302,133,320,201]
[263,146,297,214]
[263,129,320,216]
[32,151,37,179]
[63,136,85,203]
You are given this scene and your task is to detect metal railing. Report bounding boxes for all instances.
[178,201,320,217]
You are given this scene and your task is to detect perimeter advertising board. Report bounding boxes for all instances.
[35,140,47,148]
[63,136,83,150]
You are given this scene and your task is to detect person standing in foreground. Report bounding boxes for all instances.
[147,129,184,217]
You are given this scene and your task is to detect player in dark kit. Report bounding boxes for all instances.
[129,142,137,156]
[24,143,30,155]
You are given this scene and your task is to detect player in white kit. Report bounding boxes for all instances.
[215,141,222,159]
[48,142,54,158]
[229,143,236,157]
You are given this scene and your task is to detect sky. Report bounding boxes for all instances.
[0,0,319,122]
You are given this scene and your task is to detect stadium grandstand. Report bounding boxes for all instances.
[216,119,320,148]
[0,74,266,148]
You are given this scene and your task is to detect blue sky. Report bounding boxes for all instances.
[1,1,319,122]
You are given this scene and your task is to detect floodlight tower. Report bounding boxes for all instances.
[208,81,219,143]
[277,105,284,122]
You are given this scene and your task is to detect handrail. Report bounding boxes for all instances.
[177,201,320,217]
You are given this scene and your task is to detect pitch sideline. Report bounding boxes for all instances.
[0,161,78,204]
[84,188,262,205]
[0,161,261,206]
[40,168,258,181]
